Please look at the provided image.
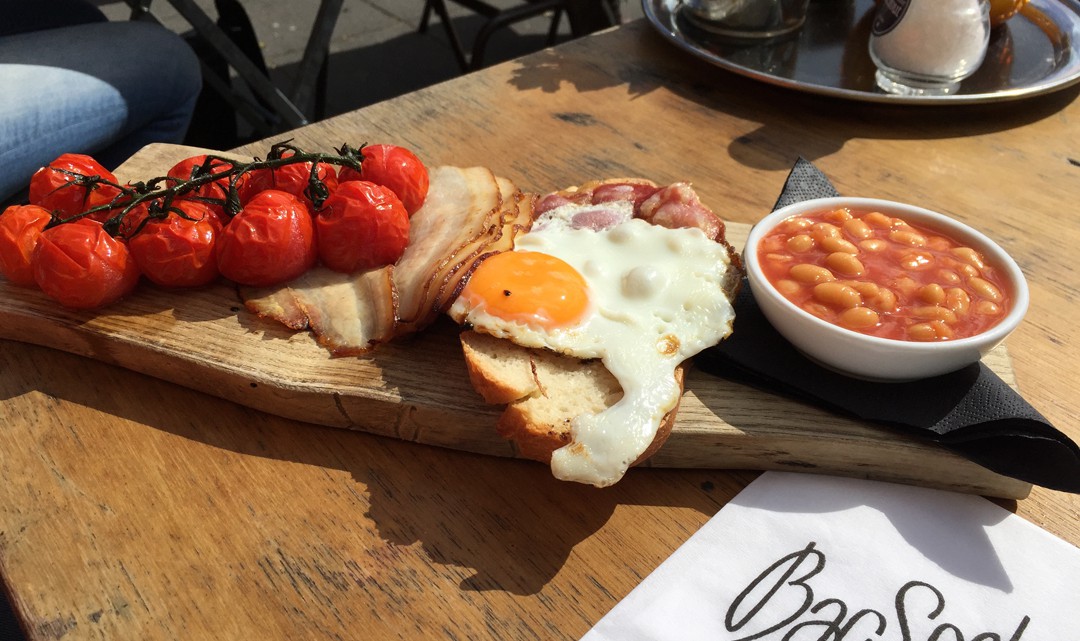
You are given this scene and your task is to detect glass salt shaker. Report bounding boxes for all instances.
[868,0,991,96]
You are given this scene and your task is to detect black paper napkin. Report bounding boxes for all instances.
[696,159,1080,494]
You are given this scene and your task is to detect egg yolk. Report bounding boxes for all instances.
[462,250,591,329]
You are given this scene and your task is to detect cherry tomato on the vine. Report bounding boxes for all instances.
[29,153,121,219]
[113,199,154,240]
[243,157,338,212]
[168,154,246,219]
[128,201,220,288]
[31,218,141,309]
[316,181,410,273]
[216,190,316,287]
[0,204,53,286]
[338,144,428,215]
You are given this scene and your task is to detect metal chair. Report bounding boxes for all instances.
[418,0,573,71]
[123,0,343,136]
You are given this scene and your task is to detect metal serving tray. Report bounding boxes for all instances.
[643,0,1080,104]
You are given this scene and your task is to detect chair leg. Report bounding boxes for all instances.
[426,0,470,72]
[547,8,563,45]
[418,0,434,33]
[469,0,567,70]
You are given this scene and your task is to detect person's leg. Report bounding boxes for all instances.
[0,59,127,201]
[0,0,108,36]
[0,20,202,200]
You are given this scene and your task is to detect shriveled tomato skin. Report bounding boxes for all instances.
[216,190,316,287]
[114,200,153,240]
[168,154,246,219]
[316,181,410,273]
[243,159,339,212]
[129,201,220,288]
[29,153,121,219]
[0,204,54,286]
[339,144,429,215]
[31,219,141,309]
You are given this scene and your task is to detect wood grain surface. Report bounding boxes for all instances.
[0,142,1028,498]
[1,18,1078,641]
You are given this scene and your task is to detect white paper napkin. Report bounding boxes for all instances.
[582,472,1079,640]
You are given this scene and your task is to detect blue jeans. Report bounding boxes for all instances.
[0,20,202,201]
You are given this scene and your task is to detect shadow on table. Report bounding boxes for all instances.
[355,445,743,594]
[504,21,1080,172]
[1,342,748,599]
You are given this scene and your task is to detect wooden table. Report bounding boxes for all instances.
[2,18,1078,641]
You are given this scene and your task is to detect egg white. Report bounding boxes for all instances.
[450,204,736,486]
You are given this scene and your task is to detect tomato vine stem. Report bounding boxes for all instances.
[46,140,366,237]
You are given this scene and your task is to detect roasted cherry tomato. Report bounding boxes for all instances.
[113,199,153,240]
[29,153,121,219]
[243,157,338,212]
[31,219,141,309]
[316,181,410,273]
[168,154,246,219]
[0,204,53,286]
[128,201,220,288]
[216,190,316,287]
[338,144,429,215]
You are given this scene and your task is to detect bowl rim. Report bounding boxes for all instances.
[743,196,1030,351]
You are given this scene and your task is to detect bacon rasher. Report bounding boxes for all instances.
[241,166,534,356]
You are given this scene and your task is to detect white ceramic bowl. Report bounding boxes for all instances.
[743,197,1029,381]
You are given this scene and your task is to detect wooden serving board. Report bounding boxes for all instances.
[0,144,1030,498]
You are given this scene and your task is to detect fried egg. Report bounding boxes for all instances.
[449,202,736,486]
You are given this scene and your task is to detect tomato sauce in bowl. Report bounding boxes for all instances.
[743,197,1028,381]
[756,207,1013,342]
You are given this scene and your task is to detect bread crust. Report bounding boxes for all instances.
[459,176,740,473]
[495,370,684,466]
[460,330,683,466]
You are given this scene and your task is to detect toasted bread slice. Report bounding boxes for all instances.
[457,177,739,477]
[460,330,683,465]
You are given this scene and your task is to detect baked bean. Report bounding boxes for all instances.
[907,321,954,342]
[863,211,894,228]
[803,302,831,318]
[898,250,934,270]
[893,276,919,297]
[812,222,842,240]
[937,269,961,285]
[968,276,1003,303]
[819,236,859,254]
[781,217,813,233]
[838,307,880,329]
[851,281,880,297]
[945,288,970,315]
[889,229,927,246]
[758,208,1012,342]
[913,305,958,325]
[867,288,898,313]
[786,234,815,253]
[926,236,952,251]
[918,283,946,305]
[823,208,854,223]
[843,218,873,240]
[951,246,985,269]
[790,263,835,284]
[813,282,862,308]
[775,279,801,297]
[825,252,865,276]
